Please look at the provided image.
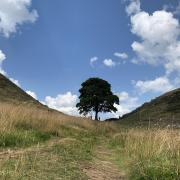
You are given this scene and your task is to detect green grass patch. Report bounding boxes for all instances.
[129,157,180,180]
[0,128,99,179]
[0,147,88,180]
[0,130,51,148]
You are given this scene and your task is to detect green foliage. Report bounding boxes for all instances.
[76,77,119,119]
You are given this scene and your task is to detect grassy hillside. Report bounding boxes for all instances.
[0,74,44,107]
[120,88,180,127]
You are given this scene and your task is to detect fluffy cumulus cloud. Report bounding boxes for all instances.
[103,59,116,67]
[43,89,139,119]
[0,0,38,37]
[26,90,37,99]
[125,0,180,94]
[43,91,139,119]
[44,92,79,116]
[128,0,180,74]
[90,57,98,67]
[114,52,128,59]
[134,76,174,94]
[111,91,139,117]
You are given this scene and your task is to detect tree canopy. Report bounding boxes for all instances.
[76,77,119,120]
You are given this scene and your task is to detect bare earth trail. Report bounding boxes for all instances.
[81,144,126,180]
[0,138,126,180]
[0,138,61,160]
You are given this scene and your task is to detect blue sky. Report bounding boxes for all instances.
[0,0,180,117]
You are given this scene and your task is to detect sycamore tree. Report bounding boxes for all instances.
[76,77,119,120]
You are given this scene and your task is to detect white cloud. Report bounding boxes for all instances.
[10,78,21,87]
[103,59,116,67]
[90,57,98,67]
[128,1,180,74]
[131,58,139,64]
[126,1,180,93]
[126,0,141,16]
[0,50,7,75]
[0,50,6,63]
[9,77,37,100]
[0,69,7,76]
[44,92,79,116]
[26,90,37,99]
[0,50,37,102]
[43,91,139,119]
[112,91,139,117]
[0,0,38,37]
[114,52,128,59]
[134,76,174,94]
[131,11,179,44]
[0,50,21,86]
[0,58,36,97]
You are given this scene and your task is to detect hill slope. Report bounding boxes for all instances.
[120,88,180,127]
[0,73,44,107]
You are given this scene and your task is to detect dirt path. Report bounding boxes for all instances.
[81,145,126,180]
[0,137,75,160]
[0,139,126,180]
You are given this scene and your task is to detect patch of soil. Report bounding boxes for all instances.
[81,161,125,180]
[81,145,126,180]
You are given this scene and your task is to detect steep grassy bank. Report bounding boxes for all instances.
[120,88,180,127]
[0,74,42,107]
[0,103,179,179]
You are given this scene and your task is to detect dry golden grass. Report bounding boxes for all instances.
[0,103,179,179]
[0,103,118,179]
[111,128,180,179]
[0,103,97,133]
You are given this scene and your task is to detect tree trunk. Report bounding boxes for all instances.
[95,111,98,120]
